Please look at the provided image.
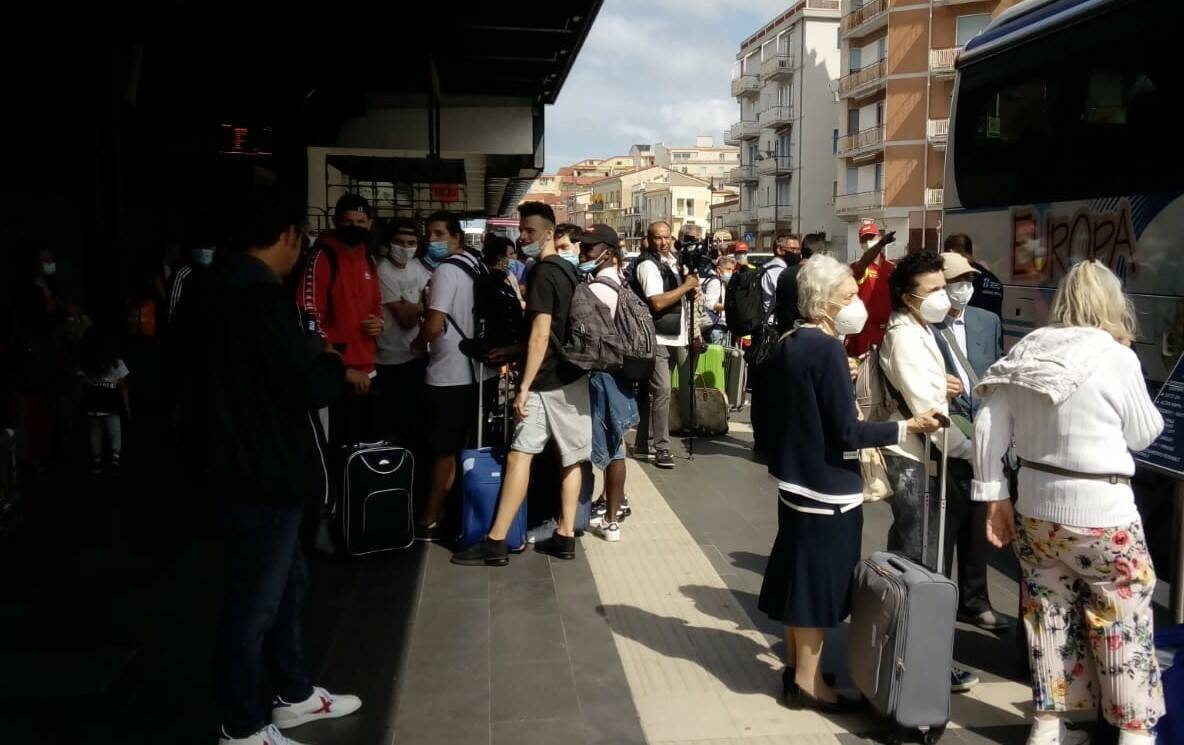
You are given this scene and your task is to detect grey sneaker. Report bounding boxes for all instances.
[951,666,980,693]
[655,450,675,469]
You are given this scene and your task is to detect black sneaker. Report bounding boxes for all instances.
[655,450,675,469]
[951,666,980,693]
[535,531,576,560]
[618,496,632,521]
[591,497,608,520]
[451,537,509,566]
[415,521,444,543]
[632,447,654,462]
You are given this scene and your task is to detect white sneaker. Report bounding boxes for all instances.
[1026,719,1089,745]
[218,724,309,745]
[271,686,362,730]
[596,521,621,543]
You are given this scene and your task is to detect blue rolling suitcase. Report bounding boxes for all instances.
[458,365,528,550]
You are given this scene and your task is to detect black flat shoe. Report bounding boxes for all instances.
[451,537,509,566]
[791,689,861,714]
[782,667,837,700]
[535,531,576,560]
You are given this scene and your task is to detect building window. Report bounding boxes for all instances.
[687,200,695,216]
[833,128,839,154]
[956,14,991,47]
[846,167,858,195]
[874,163,883,191]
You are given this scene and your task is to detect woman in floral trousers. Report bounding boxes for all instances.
[972,261,1165,745]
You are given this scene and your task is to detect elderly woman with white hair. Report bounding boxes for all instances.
[758,254,942,713]
[973,260,1164,745]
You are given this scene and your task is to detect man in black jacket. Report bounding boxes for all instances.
[183,193,365,745]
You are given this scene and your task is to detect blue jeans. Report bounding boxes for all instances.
[589,371,639,470]
[219,502,313,738]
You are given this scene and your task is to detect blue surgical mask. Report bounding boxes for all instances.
[193,248,215,267]
[577,259,600,274]
[721,272,733,283]
[507,258,523,275]
[427,241,451,260]
[422,254,442,269]
[521,241,542,258]
[559,251,579,268]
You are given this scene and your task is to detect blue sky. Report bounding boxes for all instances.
[544,0,793,172]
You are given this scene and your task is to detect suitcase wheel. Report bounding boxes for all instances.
[923,726,946,745]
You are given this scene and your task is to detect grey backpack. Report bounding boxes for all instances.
[553,274,656,381]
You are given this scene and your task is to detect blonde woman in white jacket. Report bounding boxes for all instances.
[973,261,1164,745]
[878,250,980,693]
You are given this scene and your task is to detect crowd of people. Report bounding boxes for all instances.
[1,184,1167,745]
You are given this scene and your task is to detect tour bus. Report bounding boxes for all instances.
[945,0,1181,383]
[944,0,1183,563]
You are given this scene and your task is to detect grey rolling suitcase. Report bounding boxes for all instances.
[848,429,956,745]
[723,339,748,410]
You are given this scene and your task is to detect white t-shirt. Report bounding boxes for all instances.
[702,273,726,327]
[589,267,624,319]
[425,252,498,387]
[636,253,687,347]
[376,258,433,366]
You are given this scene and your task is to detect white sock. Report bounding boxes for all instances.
[1117,729,1154,745]
[1027,717,1084,745]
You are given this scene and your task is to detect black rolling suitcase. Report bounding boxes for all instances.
[340,442,415,556]
[848,429,957,745]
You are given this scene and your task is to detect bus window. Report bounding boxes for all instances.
[953,1,1180,209]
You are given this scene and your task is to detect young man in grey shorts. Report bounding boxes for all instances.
[452,202,591,566]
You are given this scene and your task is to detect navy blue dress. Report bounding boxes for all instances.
[758,327,899,628]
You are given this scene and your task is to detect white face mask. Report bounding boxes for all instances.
[832,298,868,336]
[390,244,416,266]
[42,261,57,277]
[947,280,974,310]
[913,289,952,323]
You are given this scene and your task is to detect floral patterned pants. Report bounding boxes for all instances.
[1016,516,1164,730]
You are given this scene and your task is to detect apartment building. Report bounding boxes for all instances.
[638,172,714,241]
[726,0,844,252]
[652,136,741,188]
[834,0,1016,257]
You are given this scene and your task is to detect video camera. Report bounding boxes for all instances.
[677,235,717,276]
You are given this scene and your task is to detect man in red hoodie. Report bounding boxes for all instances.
[297,193,383,446]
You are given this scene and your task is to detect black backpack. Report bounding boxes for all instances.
[725,264,773,338]
[442,254,525,359]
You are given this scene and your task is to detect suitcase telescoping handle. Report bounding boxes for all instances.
[921,427,951,575]
[475,361,485,450]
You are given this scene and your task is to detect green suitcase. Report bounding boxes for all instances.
[672,343,727,393]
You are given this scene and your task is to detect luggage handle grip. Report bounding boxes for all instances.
[885,556,913,575]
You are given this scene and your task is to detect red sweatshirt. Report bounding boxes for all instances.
[297,234,381,374]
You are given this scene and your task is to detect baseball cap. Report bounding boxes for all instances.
[858,220,880,240]
[577,223,620,250]
[734,242,749,253]
[940,251,980,280]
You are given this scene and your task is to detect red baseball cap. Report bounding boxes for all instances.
[734,242,749,253]
[858,220,880,240]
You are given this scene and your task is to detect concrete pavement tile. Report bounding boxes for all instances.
[410,597,488,651]
[394,718,488,745]
[491,718,589,745]
[489,660,581,723]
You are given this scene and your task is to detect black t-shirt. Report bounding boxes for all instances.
[526,256,585,391]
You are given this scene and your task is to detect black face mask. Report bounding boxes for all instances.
[784,253,802,267]
[336,224,370,248]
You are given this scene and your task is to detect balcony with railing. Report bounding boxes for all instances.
[759,105,794,130]
[728,120,760,143]
[837,124,885,160]
[760,52,793,81]
[728,165,758,184]
[840,0,887,38]
[758,202,793,224]
[725,209,754,227]
[926,187,944,208]
[929,47,962,78]
[756,155,793,176]
[730,73,760,98]
[927,118,949,148]
[838,58,887,99]
[835,189,884,216]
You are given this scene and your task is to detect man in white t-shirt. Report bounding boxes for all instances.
[632,221,699,469]
[374,217,432,446]
[410,211,499,542]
